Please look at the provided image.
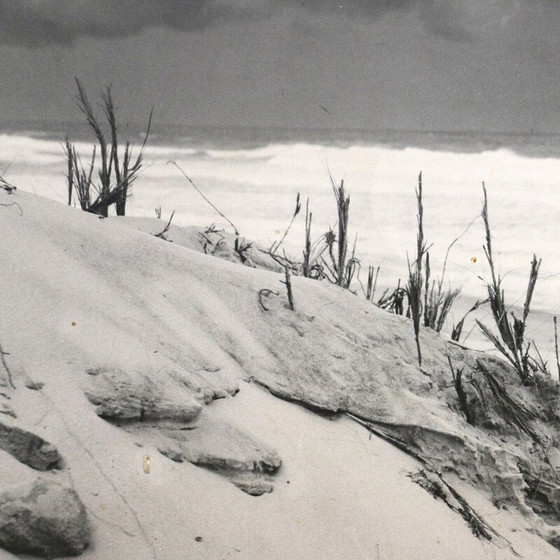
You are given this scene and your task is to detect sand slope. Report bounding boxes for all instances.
[0,189,559,559]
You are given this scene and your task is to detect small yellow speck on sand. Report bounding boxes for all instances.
[143,455,151,474]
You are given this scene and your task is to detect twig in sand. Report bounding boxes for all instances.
[530,341,549,376]
[0,341,16,389]
[409,469,501,542]
[0,202,23,216]
[258,289,279,311]
[0,176,17,194]
[366,266,380,302]
[168,160,239,235]
[281,267,295,311]
[234,237,253,266]
[271,192,301,254]
[154,211,175,241]
[554,316,560,379]
[302,198,313,278]
[346,412,518,553]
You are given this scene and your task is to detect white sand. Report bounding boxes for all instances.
[0,189,558,559]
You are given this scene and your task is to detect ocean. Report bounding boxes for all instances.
[3,120,560,364]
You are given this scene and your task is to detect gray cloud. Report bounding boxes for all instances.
[284,0,520,43]
[419,0,523,43]
[0,0,271,46]
[0,0,525,47]
[294,0,413,18]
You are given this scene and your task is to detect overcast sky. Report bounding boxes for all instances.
[1,0,560,133]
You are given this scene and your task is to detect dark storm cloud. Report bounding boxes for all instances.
[0,0,272,46]
[0,0,526,47]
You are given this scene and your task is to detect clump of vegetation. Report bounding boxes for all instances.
[297,179,359,287]
[403,173,471,365]
[476,184,542,383]
[66,78,152,217]
[266,177,362,289]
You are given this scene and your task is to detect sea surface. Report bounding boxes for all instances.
[3,120,560,364]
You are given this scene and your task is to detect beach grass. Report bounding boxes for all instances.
[406,172,428,367]
[476,183,543,382]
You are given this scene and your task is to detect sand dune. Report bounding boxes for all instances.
[0,189,559,559]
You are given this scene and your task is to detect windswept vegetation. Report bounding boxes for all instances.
[66,78,152,217]
[476,184,543,382]
[406,173,429,366]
